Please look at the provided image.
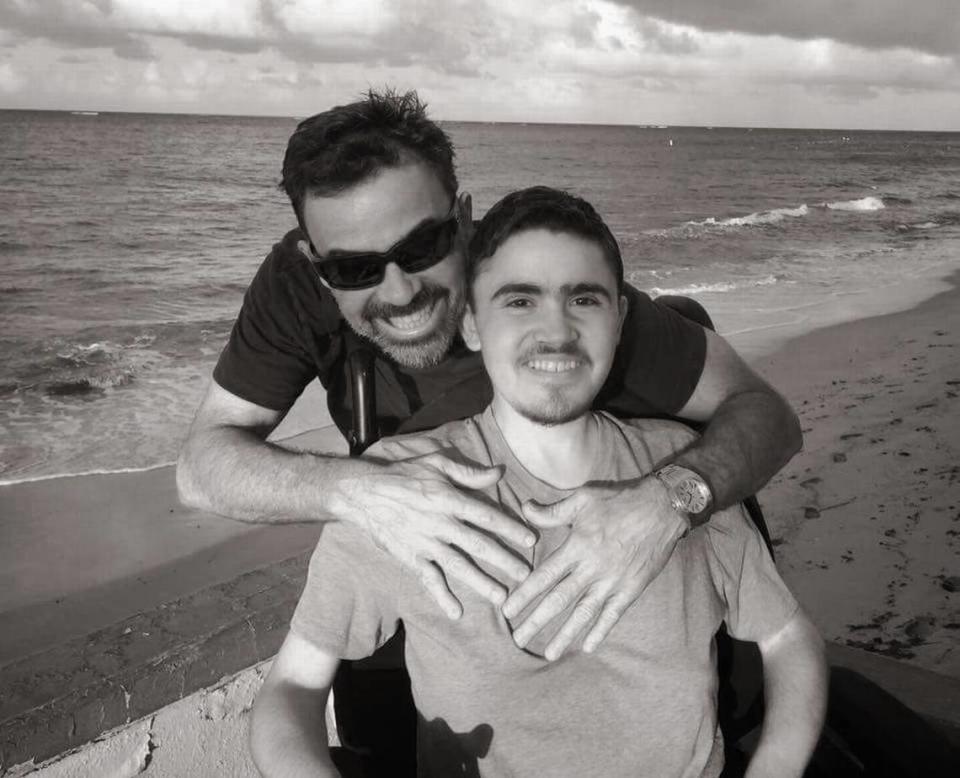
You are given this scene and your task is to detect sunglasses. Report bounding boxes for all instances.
[310,208,460,291]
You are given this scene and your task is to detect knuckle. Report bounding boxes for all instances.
[574,601,599,623]
[420,478,448,499]
[462,533,491,559]
[544,589,571,612]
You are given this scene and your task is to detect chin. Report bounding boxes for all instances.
[516,396,593,427]
[375,329,456,368]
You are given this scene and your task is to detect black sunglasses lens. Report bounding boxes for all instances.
[318,256,385,290]
[396,220,457,273]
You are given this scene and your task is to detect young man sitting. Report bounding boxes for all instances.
[250,187,827,778]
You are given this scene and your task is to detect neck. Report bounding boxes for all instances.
[491,398,598,490]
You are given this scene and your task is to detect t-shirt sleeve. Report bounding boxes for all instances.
[213,232,340,411]
[705,506,799,644]
[290,522,407,660]
[604,285,707,415]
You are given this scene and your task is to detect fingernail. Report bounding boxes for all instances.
[524,534,536,547]
[502,602,516,618]
[545,648,558,661]
[513,633,528,648]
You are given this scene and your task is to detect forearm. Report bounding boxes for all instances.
[675,387,801,510]
[177,423,379,524]
[747,614,828,778]
[250,682,337,778]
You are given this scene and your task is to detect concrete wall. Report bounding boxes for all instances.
[8,664,271,778]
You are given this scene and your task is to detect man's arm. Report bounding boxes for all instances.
[747,611,828,777]
[249,631,340,778]
[177,382,534,616]
[673,327,802,510]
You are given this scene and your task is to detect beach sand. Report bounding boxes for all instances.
[2,277,958,679]
[754,273,960,678]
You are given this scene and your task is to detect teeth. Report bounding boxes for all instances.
[386,301,435,331]
[527,359,581,373]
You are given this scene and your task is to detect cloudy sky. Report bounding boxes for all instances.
[1,0,958,130]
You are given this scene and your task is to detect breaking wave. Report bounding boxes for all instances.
[824,196,885,212]
[649,274,780,297]
[649,194,887,239]
[688,205,809,229]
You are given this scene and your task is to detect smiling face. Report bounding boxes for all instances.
[301,162,467,368]
[461,228,627,426]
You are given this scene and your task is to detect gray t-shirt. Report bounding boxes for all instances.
[291,409,798,778]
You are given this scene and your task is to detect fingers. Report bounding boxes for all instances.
[583,592,634,653]
[521,498,577,530]
[450,491,536,551]
[415,560,462,620]
[448,524,530,582]
[545,589,605,661]
[430,455,504,491]
[510,571,586,649]
[501,553,570,619]
[440,548,508,607]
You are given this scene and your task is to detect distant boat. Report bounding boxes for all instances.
[70,111,99,116]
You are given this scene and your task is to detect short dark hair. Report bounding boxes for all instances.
[280,88,458,233]
[467,186,624,298]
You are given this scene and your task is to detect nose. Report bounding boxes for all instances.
[377,261,420,306]
[536,302,578,346]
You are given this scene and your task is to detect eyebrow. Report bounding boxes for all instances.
[489,282,613,302]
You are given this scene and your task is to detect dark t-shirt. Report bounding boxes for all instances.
[213,228,707,439]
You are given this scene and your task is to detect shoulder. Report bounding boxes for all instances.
[245,228,343,333]
[605,414,699,466]
[619,283,708,339]
[365,416,490,464]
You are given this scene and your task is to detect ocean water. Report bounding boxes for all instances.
[2,111,959,484]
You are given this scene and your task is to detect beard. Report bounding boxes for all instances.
[353,283,466,369]
[510,343,594,426]
[513,388,593,426]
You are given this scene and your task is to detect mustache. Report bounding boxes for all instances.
[520,342,591,363]
[363,285,448,320]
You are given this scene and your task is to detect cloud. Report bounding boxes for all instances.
[614,1,960,57]
[0,0,956,127]
[0,60,24,91]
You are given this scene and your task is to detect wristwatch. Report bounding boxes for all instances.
[654,464,714,529]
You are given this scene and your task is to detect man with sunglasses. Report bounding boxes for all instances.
[178,89,801,654]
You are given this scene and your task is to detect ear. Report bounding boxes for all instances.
[296,238,313,260]
[616,293,628,335]
[457,191,475,245]
[460,306,482,352]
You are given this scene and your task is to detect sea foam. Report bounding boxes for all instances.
[824,196,885,212]
[649,274,780,297]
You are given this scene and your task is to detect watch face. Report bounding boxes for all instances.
[677,478,709,514]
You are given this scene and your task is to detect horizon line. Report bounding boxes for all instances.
[0,106,957,134]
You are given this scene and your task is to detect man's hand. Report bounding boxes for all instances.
[331,452,536,619]
[502,476,686,660]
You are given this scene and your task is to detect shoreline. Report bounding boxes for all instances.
[3,264,957,487]
[3,272,959,678]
